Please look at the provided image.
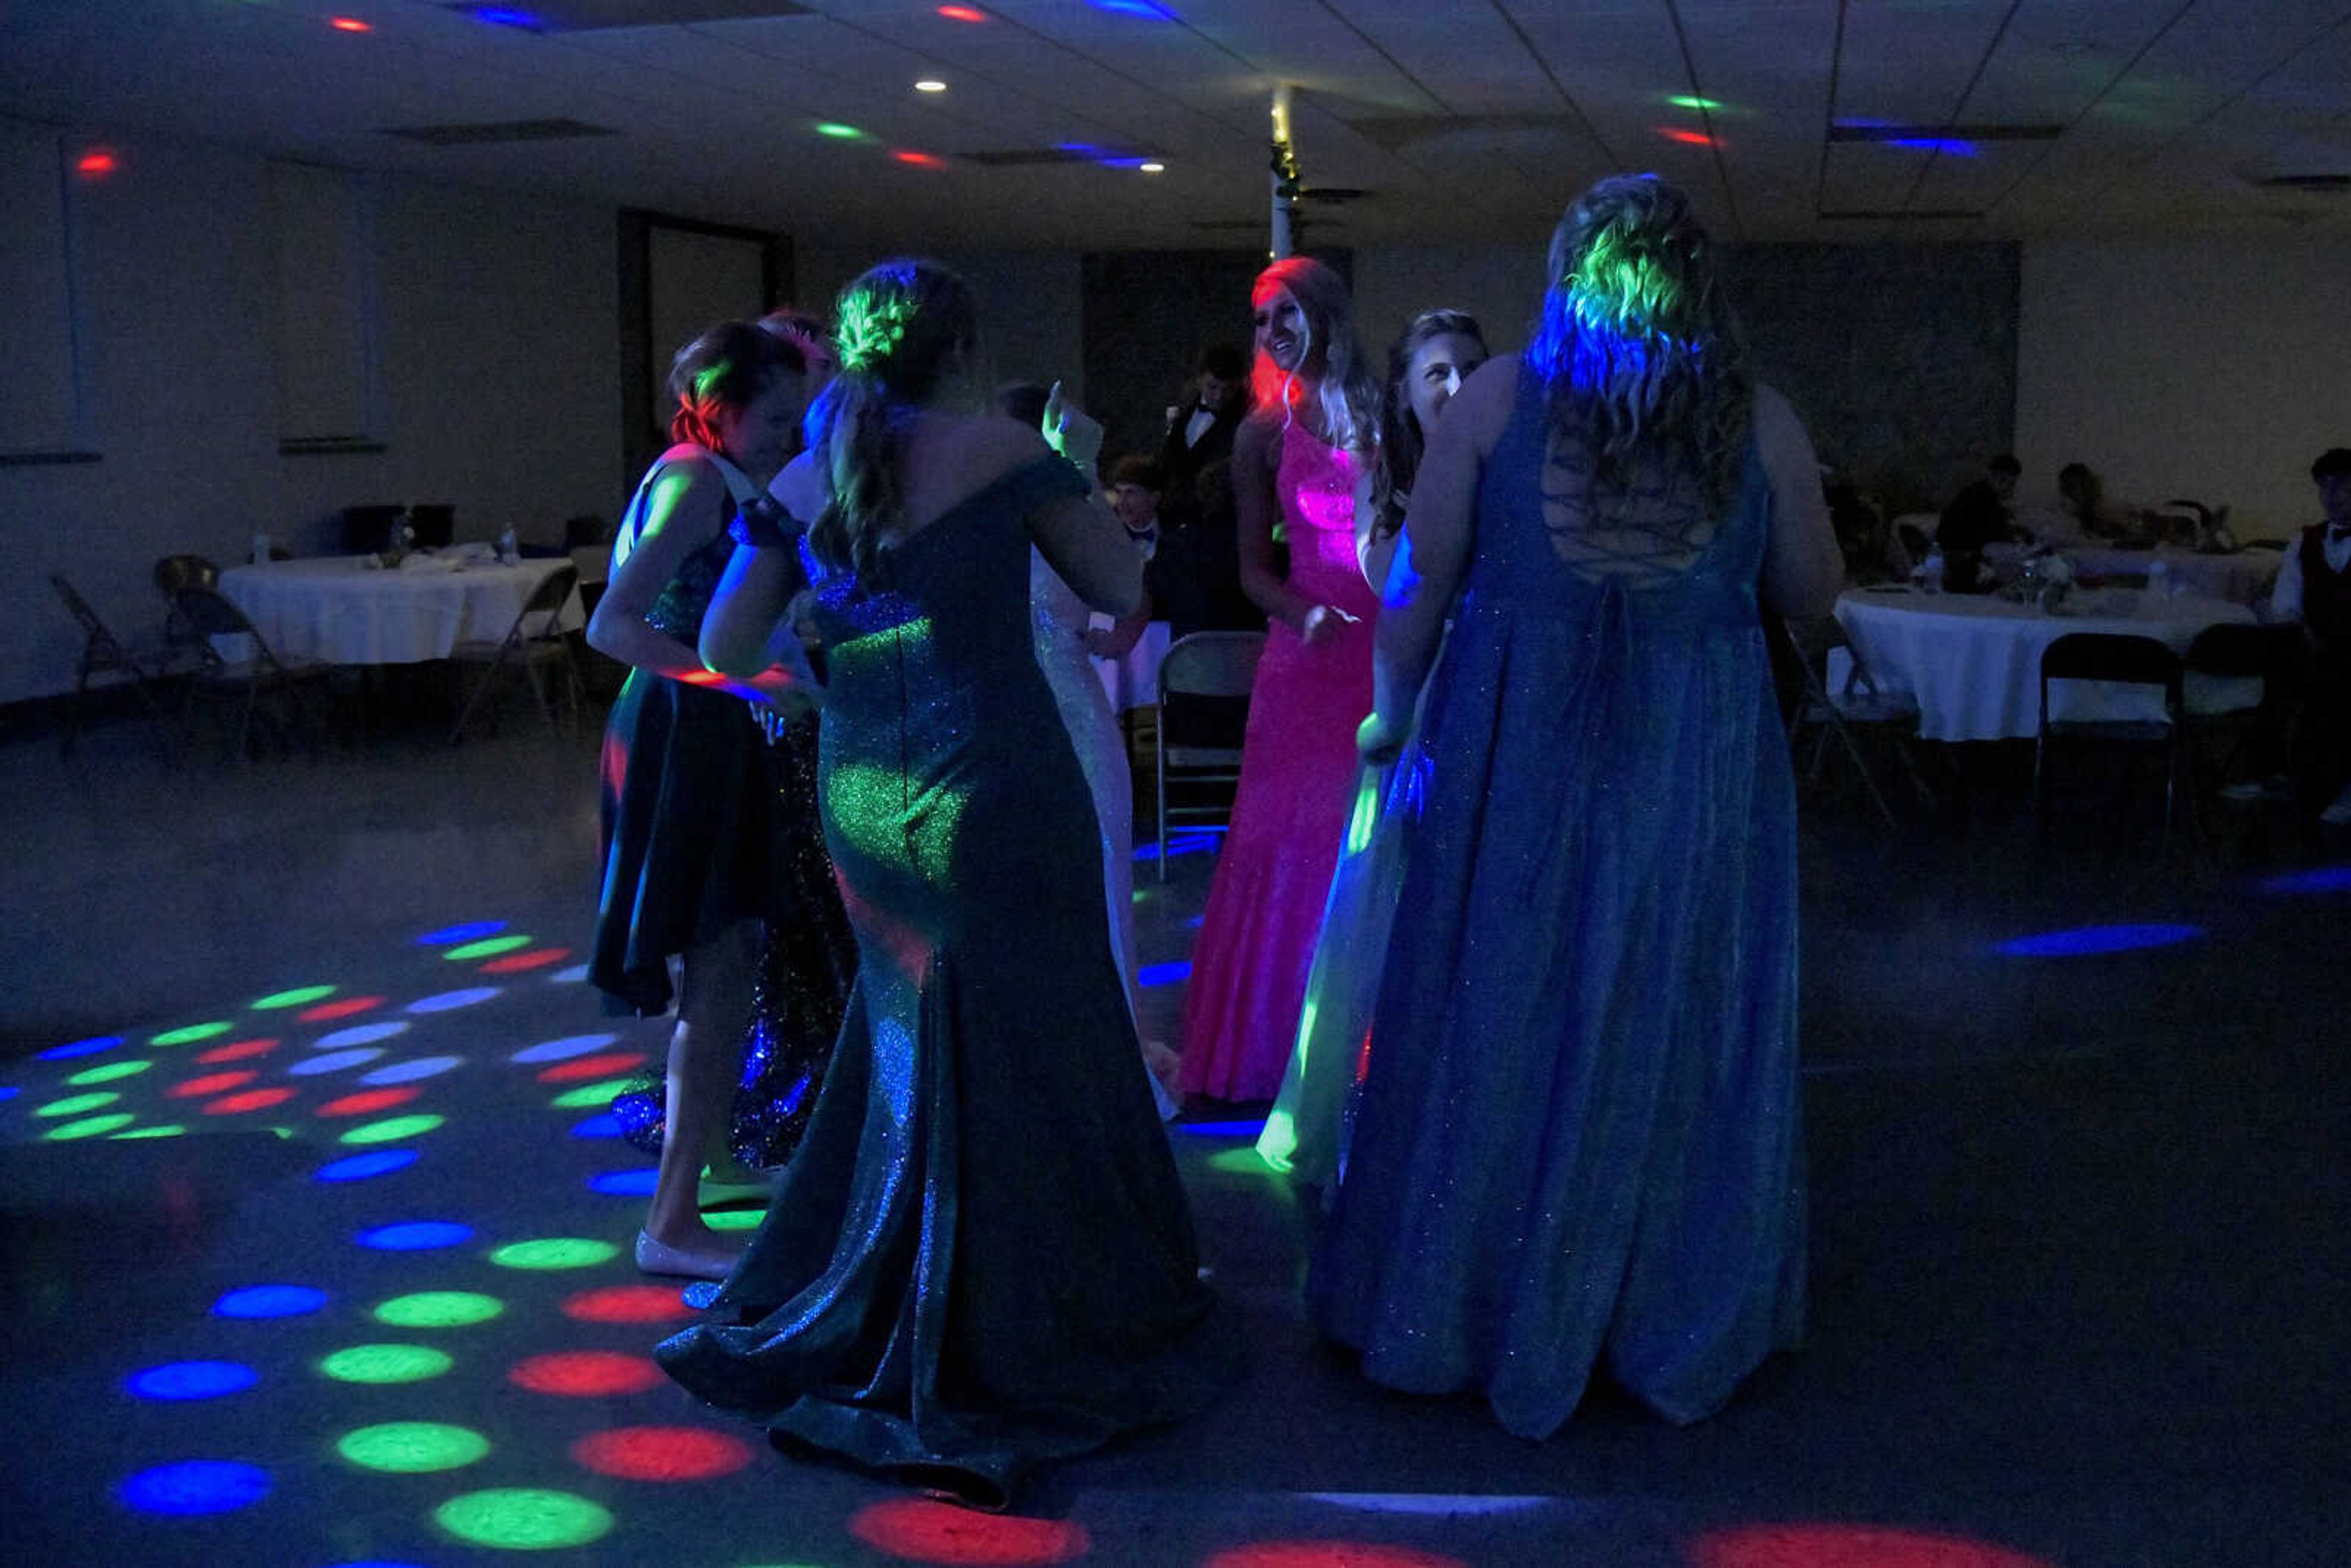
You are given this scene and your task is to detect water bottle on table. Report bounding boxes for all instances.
[495,525,518,566]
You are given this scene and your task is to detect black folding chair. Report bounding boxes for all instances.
[1153,630,1263,881]
[48,574,204,757]
[1782,617,1937,828]
[170,585,335,760]
[2036,632,2184,837]
[448,563,585,743]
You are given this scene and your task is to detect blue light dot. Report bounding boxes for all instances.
[361,1055,465,1085]
[511,1032,618,1063]
[404,987,500,1015]
[116,1459,271,1516]
[358,1221,474,1251]
[317,1021,411,1049]
[315,1149,419,1183]
[1993,923,2202,958]
[213,1284,327,1319]
[0,1086,17,1103]
[1177,1119,1267,1138]
[416,920,506,945]
[40,1033,123,1061]
[289,1048,386,1077]
[2260,865,2351,895]
[588,1168,659,1196]
[570,1113,624,1140]
[1139,961,1191,987]
[126,1361,259,1402]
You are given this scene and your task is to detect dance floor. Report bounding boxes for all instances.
[2,711,2345,1567]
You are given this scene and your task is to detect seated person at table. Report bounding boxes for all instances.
[2057,462,2156,547]
[1937,453,2020,591]
[2269,447,2351,825]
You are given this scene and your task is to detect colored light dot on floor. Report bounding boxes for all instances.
[1208,1146,1280,1176]
[45,1112,137,1141]
[214,1283,327,1319]
[203,1087,301,1116]
[570,1114,624,1139]
[317,1021,411,1049]
[569,1424,757,1481]
[252,985,337,1010]
[316,1149,420,1182]
[111,1123,186,1140]
[705,1207,765,1231]
[169,1071,256,1100]
[405,986,501,1014]
[1689,1524,2060,1568]
[151,1021,233,1046]
[318,1086,423,1118]
[512,1032,620,1063]
[1993,923,2202,958]
[125,1360,259,1401]
[444,934,533,961]
[40,1033,122,1060]
[560,1283,696,1324]
[549,1078,637,1109]
[290,1048,386,1077]
[318,1343,456,1384]
[362,1054,465,1086]
[336,1420,490,1473]
[37,1090,120,1117]
[416,919,506,945]
[373,1290,503,1328]
[66,1062,152,1086]
[116,1459,271,1517]
[847,1498,1093,1564]
[299,995,386,1024]
[508,1350,666,1397]
[0,1086,15,1102]
[490,1237,618,1270]
[196,1037,280,1064]
[588,1168,659,1196]
[341,1113,445,1146]
[548,962,591,983]
[538,1051,650,1084]
[481,946,571,974]
[359,1221,474,1251]
[1139,961,1191,986]
[432,1488,612,1550]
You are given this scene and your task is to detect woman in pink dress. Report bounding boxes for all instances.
[1177,257,1383,1103]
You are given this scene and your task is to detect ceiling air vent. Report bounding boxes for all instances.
[382,118,617,146]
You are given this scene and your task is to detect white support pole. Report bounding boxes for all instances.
[1269,83,1299,260]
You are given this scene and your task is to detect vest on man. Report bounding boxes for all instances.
[2298,525,2351,652]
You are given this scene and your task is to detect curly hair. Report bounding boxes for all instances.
[1526,174,1752,515]
[806,258,980,585]
[666,320,804,452]
[1368,309,1486,544]
[1248,256,1380,454]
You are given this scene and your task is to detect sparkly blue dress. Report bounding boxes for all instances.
[657,455,1240,1504]
[1310,367,1805,1436]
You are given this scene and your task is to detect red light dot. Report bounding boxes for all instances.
[169,1070,257,1100]
[330,15,372,32]
[509,1351,667,1397]
[569,1425,757,1482]
[848,1499,1093,1566]
[299,995,383,1024]
[315,1086,421,1118]
[938,4,988,19]
[76,150,118,176]
[481,947,572,975]
[203,1086,300,1116]
[561,1284,697,1324]
[893,150,947,168]
[536,1051,649,1084]
[197,1037,280,1064]
[1657,126,1716,146]
[1691,1525,2060,1568]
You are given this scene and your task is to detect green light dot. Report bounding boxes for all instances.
[251,984,336,1010]
[548,1079,636,1109]
[45,1112,137,1141]
[341,1113,446,1146]
[67,1060,152,1086]
[434,1488,613,1551]
[443,935,531,961]
[111,1124,186,1140]
[1207,1146,1281,1176]
[814,122,864,140]
[1668,94,1723,111]
[488,1238,618,1270]
[373,1291,504,1329]
[318,1343,456,1384]
[151,1021,232,1045]
[705,1207,765,1232]
[36,1091,121,1117]
[337,1420,491,1473]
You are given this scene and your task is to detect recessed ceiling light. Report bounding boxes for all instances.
[937,4,986,20]
[1139,161,1165,173]
[915,79,947,92]
[329,15,373,31]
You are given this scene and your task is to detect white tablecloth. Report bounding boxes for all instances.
[1831,587,2257,743]
[1984,543,2279,606]
[219,554,583,666]
[1093,619,1172,715]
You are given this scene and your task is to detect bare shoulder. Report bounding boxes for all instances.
[1234,407,1283,468]
[1750,383,1817,471]
[955,412,1054,489]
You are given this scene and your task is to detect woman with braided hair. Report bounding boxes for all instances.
[664,258,1239,1507]
[1311,175,1843,1435]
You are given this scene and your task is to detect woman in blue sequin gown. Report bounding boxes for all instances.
[1310,177,1845,1436]
[665,260,1239,1506]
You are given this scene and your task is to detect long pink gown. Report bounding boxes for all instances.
[1177,422,1376,1102]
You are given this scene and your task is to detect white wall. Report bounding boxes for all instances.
[792,241,1087,405]
[0,133,621,706]
[2018,239,2351,541]
[1354,243,1548,360]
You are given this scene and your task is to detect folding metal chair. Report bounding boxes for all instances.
[2036,632,2184,836]
[48,574,204,758]
[1781,616,1935,828]
[170,585,334,760]
[1152,630,1263,881]
[448,563,584,744]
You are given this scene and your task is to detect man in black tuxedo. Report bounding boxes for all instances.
[1149,343,1258,636]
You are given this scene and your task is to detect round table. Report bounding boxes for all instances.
[1982,543,2279,606]
[219,553,583,665]
[1831,586,2257,743]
